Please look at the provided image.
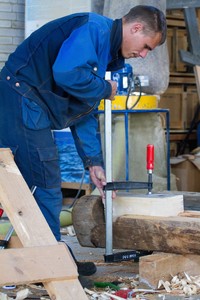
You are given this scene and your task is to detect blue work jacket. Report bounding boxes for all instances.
[0,12,124,168]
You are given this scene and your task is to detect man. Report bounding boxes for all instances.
[0,5,166,276]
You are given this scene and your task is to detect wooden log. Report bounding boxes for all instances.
[72,193,184,247]
[72,195,105,247]
[73,195,200,254]
[91,214,200,254]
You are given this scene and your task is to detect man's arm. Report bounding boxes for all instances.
[70,113,107,198]
[53,22,112,104]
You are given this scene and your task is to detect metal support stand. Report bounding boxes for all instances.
[104,99,113,257]
[103,101,153,262]
[102,106,170,263]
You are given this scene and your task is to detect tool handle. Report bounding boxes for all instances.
[146,144,154,171]
[0,208,4,218]
[104,181,152,191]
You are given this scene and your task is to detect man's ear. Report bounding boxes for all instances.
[131,22,143,34]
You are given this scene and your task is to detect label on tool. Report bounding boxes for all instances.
[146,144,154,170]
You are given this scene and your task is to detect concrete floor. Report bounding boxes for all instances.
[61,230,200,300]
[61,229,139,283]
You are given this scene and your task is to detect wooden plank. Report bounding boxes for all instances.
[0,149,87,300]
[169,76,196,84]
[0,244,76,285]
[139,252,200,289]
[61,181,92,195]
[112,193,184,221]
[169,131,197,141]
[0,149,56,246]
[159,85,185,129]
[167,18,185,27]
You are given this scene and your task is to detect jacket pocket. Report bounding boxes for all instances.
[22,97,50,130]
[35,147,61,188]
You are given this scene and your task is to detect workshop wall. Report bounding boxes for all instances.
[0,0,25,70]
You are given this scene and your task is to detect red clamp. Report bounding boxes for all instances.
[146,144,154,172]
[0,208,4,218]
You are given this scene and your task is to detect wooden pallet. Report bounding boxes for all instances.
[61,181,92,195]
[0,148,87,299]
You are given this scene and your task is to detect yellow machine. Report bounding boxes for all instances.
[98,94,159,110]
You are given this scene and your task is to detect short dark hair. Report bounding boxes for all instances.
[123,5,167,45]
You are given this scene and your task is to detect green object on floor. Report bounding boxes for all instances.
[0,222,16,236]
[60,207,73,227]
[94,282,120,290]
[0,209,73,233]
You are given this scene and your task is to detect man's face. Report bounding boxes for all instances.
[121,22,162,59]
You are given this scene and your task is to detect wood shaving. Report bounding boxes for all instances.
[0,292,13,300]
[15,289,31,300]
[158,272,200,296]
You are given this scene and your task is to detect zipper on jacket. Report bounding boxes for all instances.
[64,101,99,128]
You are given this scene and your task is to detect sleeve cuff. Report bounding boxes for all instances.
[104,80,112,99]
[83,155,104,169]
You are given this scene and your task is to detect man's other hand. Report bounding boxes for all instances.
[107,80,117,100]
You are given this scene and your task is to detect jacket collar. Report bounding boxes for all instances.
[107,18,125,71]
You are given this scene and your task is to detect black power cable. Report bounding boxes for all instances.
[125,75,142,110]
[61,168,86,216]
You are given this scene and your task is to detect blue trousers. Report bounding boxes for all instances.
[0,80,62,241]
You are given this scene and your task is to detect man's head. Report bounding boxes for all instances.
[121,5,167,59]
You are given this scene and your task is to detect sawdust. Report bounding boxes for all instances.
[1,273,200,300]
[85,273,200,299]
[0,284,49,300]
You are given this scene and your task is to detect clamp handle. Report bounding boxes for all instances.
[0,208,4,218]
[146,144,154,172]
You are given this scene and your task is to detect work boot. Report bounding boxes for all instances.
[61,242,97,276]
[78,276,94,289]
[76,261,97,276]
[68,245,97,276]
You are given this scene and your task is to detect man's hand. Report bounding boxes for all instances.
[89,166,116,199]
[89,166,106,199]
[107,80,117,100]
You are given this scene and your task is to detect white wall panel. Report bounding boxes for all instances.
[25,0,91,37]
